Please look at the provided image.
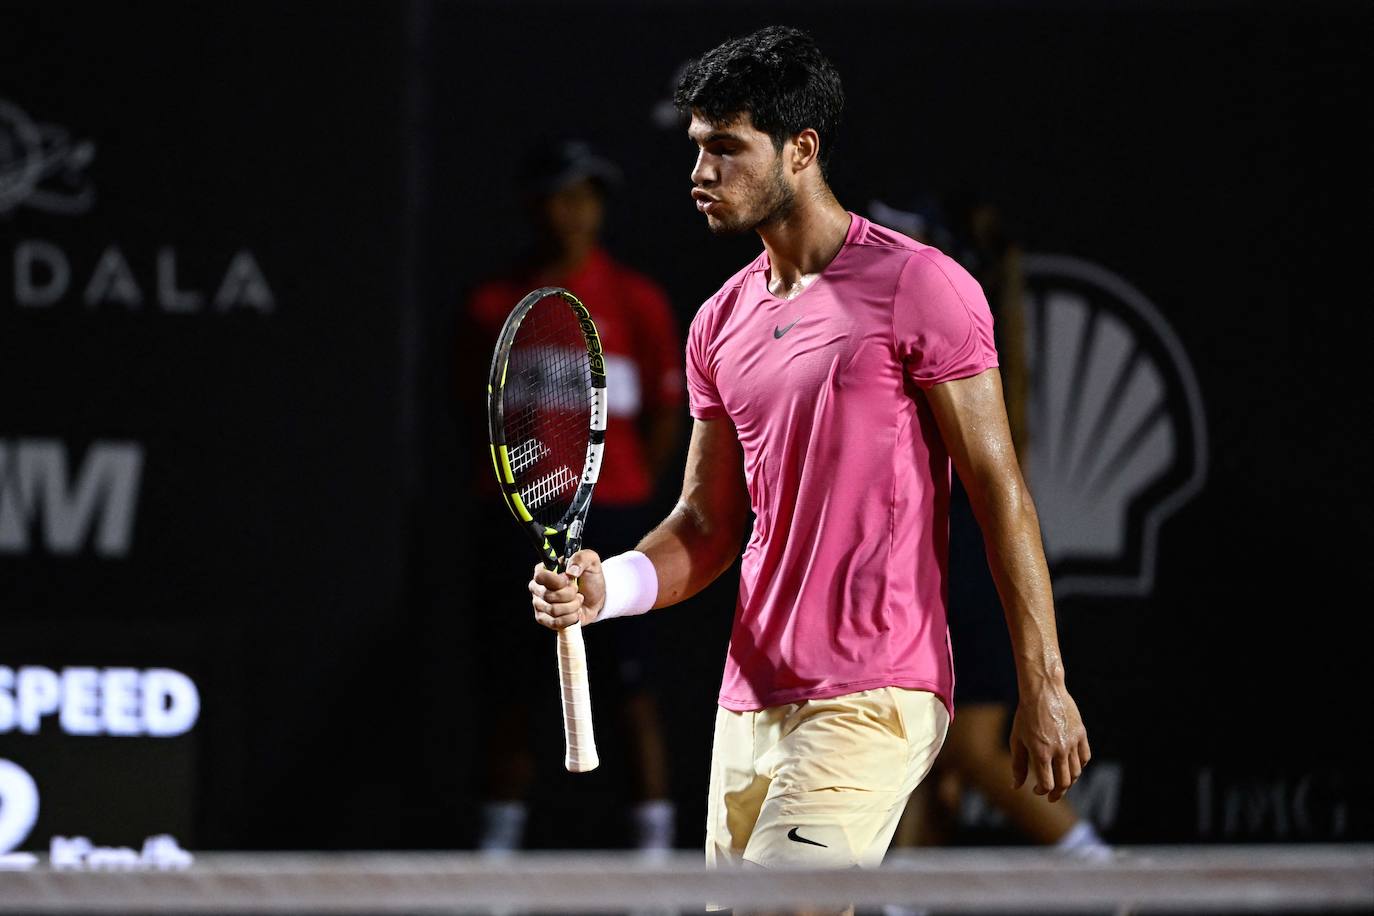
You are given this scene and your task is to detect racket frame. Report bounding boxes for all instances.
[486,286,607,773]
[487,286,607,569]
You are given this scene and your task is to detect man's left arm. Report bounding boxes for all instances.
[926,367,1091,802]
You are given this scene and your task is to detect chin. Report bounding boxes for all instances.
[706,212,754,236]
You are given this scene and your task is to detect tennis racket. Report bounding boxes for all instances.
[487,286,606,773]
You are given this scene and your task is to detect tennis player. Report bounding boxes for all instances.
[529,25,1090,873]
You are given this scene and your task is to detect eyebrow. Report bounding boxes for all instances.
[691,130,746,146]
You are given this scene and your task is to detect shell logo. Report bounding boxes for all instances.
[1022,255,1208,600]
[0,98,95,218]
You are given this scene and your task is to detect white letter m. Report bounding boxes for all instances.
[0,440,143,557]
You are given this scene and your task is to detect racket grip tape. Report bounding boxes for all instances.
[557,622,599,772]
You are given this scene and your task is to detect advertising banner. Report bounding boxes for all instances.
[1,5,412,851]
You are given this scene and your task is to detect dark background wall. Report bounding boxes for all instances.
[2,0,1370,852]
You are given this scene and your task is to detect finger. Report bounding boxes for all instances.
[547,594,583,628]
[1069,746,1084,784]
[1011,740,1029,789]
[532,568,578,603]
[541,590,579,612]
[541,594,583,620]
[543,581,582,604]
[1034,753,1055,797]
[532,564,568,590]
[1080,735,1093,767]
[1050,753,1073,802]
[566,549,601,578]
[537,590,582,613]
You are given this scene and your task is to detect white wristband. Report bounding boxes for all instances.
[595,550,658,623]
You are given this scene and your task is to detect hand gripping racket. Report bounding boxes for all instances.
[487,286,606,772]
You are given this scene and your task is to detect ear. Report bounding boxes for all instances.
[790,128,822,173]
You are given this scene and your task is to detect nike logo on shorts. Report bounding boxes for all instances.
[773,318,801,339]
[786,827,828,848]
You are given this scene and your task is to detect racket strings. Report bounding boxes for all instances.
[504,298,591,529]
[524,465,578,511]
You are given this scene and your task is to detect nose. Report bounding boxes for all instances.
[691,150,715,187]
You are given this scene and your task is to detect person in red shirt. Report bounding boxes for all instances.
[468,140,684,852]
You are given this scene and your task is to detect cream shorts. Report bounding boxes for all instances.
[705,686,948,871]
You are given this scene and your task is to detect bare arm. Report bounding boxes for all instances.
[530,416,749,625]
[637,415,750,605]
[997,245,1030,460]
[926,367,1091,802]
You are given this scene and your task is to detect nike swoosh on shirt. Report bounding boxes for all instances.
[786,827,828,848]
[773,318,801,339]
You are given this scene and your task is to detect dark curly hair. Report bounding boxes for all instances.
[674,26,844,179]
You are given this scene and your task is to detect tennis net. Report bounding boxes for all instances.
[0,845,1369,912]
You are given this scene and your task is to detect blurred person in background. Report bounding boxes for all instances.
[870,194,1109,861]
[467,140,684,853]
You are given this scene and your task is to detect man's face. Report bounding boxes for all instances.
[687,111,795,235]
[539,177,605,249]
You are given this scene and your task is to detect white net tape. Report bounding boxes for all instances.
[0,846,1369,913]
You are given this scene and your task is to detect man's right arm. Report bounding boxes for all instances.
[530,416,749,629]
[637,415,750,606]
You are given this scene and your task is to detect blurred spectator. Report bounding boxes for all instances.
[870,194,1109,860]
[467,140,684,852]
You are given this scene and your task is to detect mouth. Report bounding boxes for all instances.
[692,189,721,214]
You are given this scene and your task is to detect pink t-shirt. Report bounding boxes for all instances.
[685,214,998,715]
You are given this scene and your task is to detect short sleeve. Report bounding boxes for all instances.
[468,280,521,339]
[685,308,726,420]
[894,250,999,389]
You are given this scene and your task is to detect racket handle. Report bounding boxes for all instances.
[557,622,599,772]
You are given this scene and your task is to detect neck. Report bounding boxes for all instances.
[757,188,850,296]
